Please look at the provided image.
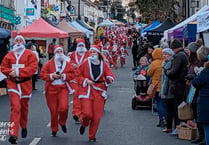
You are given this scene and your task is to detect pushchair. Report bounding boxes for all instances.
[131,74,152,110]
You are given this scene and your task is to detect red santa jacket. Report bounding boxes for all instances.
[70,51,90,66]
[1,49,38,98]
[119,46,129,58]
[40,58,75,94]
[76,58,115,100]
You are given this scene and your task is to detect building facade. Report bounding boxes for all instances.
[0,0,15,30]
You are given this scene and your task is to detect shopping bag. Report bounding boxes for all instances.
[147,84,157,97]
[186,85,196,103]
[178,101,194,120]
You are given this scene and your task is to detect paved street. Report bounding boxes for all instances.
[0,49,191,145]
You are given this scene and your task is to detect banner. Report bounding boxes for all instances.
[197,11,209,32]
[26,8,35,16]
[203,32,209,47]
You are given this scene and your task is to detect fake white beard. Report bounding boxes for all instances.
[120,47,124,53]
[89,55,100,65]
[55,53,65,63]
[13,44,25,53]
[76,47,87,54]
[113,45,117,52]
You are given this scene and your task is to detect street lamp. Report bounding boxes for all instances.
[78,0,81,20]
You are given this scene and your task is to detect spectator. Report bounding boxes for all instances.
[30,45,39,90]
[160,48,175,133]
[165,39,189,135]
[147,48,166,127]
[131,37,139,70]
[192,46,209,145]
[48,38,56,60]
[186,41,205,144]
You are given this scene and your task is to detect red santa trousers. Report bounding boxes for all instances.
[120,56,125,65]
[9,92,29,138]
[80,92,105,139]
[71,83,81,118]
[45,86,69,132]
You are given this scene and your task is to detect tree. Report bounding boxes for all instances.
[135,0,179,23]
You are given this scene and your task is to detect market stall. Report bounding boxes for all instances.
[147,18,175,45]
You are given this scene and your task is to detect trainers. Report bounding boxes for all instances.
[89,138,96,142]
[8,135,18,144]
[199,140,206,145]
[73,115,79,122]
[171,128,178,136]
[156,120,165,128]
[162,128,172,133]
[191,137,204,144]
[61,125,67,133]
[79,126,85,135]
[51,131,57,137]
[21,128,27,138]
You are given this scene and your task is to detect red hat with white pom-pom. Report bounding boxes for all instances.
[53,45,63,54]
[90,44,101,53]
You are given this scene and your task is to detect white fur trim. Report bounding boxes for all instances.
[62,73,66,81]
[83,78,88,87]
[106,76,114,83]
[14,35,26,44]
[77,42,86,47]
[90,47,100,53]
[66,82,75,94]
[8,89,21,96]
[53,47,63,54]
[78,85,91,99]
[50,73,54,80]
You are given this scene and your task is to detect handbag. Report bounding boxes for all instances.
[147,84,157,97]
[178,101,194,120]
[186,85,196,103]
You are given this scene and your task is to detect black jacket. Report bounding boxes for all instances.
[166,49,189,98]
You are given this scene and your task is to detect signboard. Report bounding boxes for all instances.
[26,8,35,16]
[197,11,209,32]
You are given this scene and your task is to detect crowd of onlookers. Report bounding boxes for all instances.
[132,33,209,145]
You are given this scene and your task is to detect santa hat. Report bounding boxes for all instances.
[14,35,26,44]
[77,38,86,47]
[90,45,101,53]
[53,45,63,54]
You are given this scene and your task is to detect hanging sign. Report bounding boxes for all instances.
[26,8,35,16]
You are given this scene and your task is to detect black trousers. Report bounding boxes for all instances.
[165,98,181,129]
[132,54,138,67]
[32,74,37,89]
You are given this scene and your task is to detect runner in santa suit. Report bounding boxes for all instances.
[1,35,38,144]
[110,42,119,69]
[77,45,115,142]
[40,45,74,137]
[69,38,89,122]
[119,43,129,67]
[102,43,118,70]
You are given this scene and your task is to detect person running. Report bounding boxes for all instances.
[77,44,115,142]
[40,45,74,137]
[69,38,90,123]
[1,35,38,144]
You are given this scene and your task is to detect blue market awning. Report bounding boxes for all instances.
[0,27,11,39]
[142,20,161,33]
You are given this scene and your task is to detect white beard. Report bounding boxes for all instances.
[13,44,25,53]
[55,53,65,63]
[76,47,87,54]
[89,55,100,65]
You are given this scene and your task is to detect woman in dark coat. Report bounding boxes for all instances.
[192,46,209,145]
